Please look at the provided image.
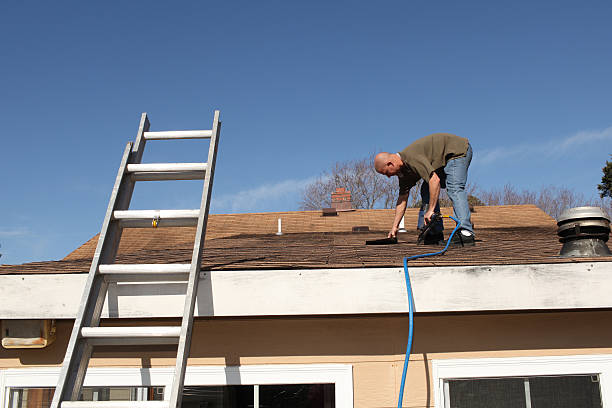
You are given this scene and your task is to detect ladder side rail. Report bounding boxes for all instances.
[169,110,221,408]
[131,113,150,163]
[51,142,132,406]
[82,114,151,380]
[51,114,150,408]
[88,114,150,325]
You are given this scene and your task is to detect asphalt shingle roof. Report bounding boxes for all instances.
[1,205,611,275]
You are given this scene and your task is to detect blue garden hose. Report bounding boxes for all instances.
[397,215,461,408]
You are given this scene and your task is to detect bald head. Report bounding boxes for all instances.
[374,152,403,177]
[374,152,391,172]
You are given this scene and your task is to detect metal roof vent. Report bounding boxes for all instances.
[557,206,611,257]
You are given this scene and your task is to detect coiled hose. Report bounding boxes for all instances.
[397,215,461,408]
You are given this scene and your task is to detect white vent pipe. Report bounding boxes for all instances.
[276,218,283,235]
[398,216,407,233]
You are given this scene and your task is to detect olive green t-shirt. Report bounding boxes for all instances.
[397,133,469,195]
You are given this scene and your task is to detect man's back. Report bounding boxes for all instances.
[398,133,468,182]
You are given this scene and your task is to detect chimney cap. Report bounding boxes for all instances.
[557,206,610,224]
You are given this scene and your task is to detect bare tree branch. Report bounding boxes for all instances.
[475,183,604,219]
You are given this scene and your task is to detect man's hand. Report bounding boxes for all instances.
[388,226,398,238]
[424,209,435,225]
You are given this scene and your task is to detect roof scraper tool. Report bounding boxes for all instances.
[417,212,442,244]
[365,236,398,245]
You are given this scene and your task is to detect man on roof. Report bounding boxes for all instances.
[374,133,474,247]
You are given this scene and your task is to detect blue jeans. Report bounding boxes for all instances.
[418,144,473,234]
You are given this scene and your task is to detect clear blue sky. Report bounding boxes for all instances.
[1,1,611,264]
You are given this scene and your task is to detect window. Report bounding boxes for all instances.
[0,365,352,408]
[259,384,334,408]
[182,386,254,408]
[445,375,602,408]
[433,355,612,408]
[6,384,335,408]
[182,384,335,408]
[7,386,163,408]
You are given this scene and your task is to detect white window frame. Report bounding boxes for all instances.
[0,364,353,408]
[433,354,612,408]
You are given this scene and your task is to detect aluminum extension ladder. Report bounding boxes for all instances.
[51,111,221,408]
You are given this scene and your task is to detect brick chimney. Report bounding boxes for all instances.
[331,187,353,211]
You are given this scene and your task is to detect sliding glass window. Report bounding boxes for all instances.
[182,383,335,408]
[445,374,602,408]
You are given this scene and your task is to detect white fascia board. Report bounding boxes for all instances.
[0,261,611,319]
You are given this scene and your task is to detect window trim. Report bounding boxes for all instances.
[0,364,353,408]
[433,354,612,408]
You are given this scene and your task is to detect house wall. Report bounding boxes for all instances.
[2,310,612,408]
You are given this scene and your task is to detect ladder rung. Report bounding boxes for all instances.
[113,210,199,228]
[99,264,191,282]
[143,130,212,140]
[81,326,181,345]
[61,401,169,408]
[127,163,207,181]
[127,163,207,172]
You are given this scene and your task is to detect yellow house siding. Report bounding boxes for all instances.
[2,311,612,407]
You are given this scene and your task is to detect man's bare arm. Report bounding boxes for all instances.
[423,172,440,224]
[389,193,409,238]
